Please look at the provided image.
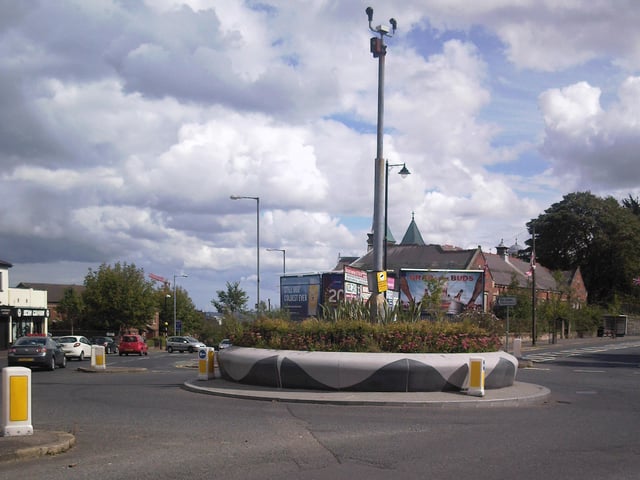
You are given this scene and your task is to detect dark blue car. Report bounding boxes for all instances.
[8,336,67,371]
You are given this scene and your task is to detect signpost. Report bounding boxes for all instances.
[497,296,517,351]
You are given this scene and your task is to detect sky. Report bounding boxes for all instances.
[2,0,640,311]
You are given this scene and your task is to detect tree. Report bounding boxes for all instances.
[622,194,640,218]
[56,287,85,334]
[212,281,249,315]
[527,191,640,305]
[83,262,157,333]
[172,286,203,335]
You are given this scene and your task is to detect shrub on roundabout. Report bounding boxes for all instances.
[226,317,502,354]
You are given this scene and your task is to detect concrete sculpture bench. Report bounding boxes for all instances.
[217,347,518,392]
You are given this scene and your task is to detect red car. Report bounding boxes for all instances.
[118,335,148,356]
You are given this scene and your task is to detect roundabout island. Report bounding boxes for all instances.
[217,347,518,392]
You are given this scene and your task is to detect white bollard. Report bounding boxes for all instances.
[1,367,34,436]
[198,347,215,380]
[466,357,485,397]
[91,345,106,370]
[513,338,522,358]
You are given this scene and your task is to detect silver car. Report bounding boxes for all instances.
[166,336,206,353]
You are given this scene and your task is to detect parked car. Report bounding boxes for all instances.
[166,336,206,353]
[91,336,119,354]
[119,334,148,356]
[218,339,232,350]
[8,335,67,370]
[58,335,93,361]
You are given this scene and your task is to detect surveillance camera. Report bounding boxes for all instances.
[375,24,390,34]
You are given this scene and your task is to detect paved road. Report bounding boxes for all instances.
[0,340,639,479]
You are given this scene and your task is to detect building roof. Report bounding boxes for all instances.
[0,259,13,268]
[484,253,560,291]
[400,213,425,246]
[351,244,480,272]
[331,256,360,272]
[15,283,85,303]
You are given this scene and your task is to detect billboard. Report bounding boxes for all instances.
[322,273,344,307]
[280,274,321,321]
[399,269,484,317]
[344,265,370,302]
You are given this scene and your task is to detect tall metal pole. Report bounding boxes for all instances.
[531,229,537,346]
[373,40,386,277]
[230,195,260,313]
[256,197,260,312]
[267,248,286,275]
[384,160,390,274]
[173,273,187,335]
[384,161,410,273]
[367,7,397,322]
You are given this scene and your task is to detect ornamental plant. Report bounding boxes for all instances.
[227,318,501,354]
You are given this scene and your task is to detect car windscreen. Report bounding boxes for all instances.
[15,337,46,345]
[122,336,137,342]
[59,337,77,343]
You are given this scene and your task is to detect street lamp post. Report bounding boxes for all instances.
[384,161,410,273]
[230,195,260,312]
[366,6,397,321]
[267,248,286,309]
[173,274,187,335]
[162,293,170,348]
[266,248,286,275]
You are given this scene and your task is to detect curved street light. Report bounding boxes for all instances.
[173,273,187,335]
[266,248,286,275]
[230,195,260,312]
[384,161,410,273]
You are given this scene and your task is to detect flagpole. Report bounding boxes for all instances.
[531,229,537,346]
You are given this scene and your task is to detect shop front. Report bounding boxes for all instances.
[0,307,49,349]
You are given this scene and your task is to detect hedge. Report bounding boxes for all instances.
[227,319,502,353]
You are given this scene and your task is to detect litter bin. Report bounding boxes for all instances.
[597,326,604,337]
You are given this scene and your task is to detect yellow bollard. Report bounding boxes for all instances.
[91,345,106,370]
[1,367,34,436]
[467,357,485,397]
[198,347,215,380]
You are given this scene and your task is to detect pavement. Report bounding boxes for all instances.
[1,335,637,463]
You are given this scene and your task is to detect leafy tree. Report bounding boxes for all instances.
[171,286,203,335]
[527,191,640,305]
[212,281,249,315]
[622,194,640,217]
[56,287,85,334]
[83,262,156,333]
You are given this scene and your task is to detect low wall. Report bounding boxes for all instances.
[217,347,518,392]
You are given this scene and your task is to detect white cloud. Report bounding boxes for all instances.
[2,0,639,309]
[540,77,640,190]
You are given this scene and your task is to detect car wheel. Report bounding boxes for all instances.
[48,356,56,371]
[144,351,148,356]
[119,352,123,356]
[60,356,67,368]
[167,346,173,353]
[79,351,85,361]
[188,347,194,353]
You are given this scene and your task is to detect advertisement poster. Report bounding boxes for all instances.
[281,274,321,321]
[399,269,484,316]
[322,273,344,307]
[343,266,369,303]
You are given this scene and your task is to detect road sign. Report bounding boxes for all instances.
[497,296,517,307]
